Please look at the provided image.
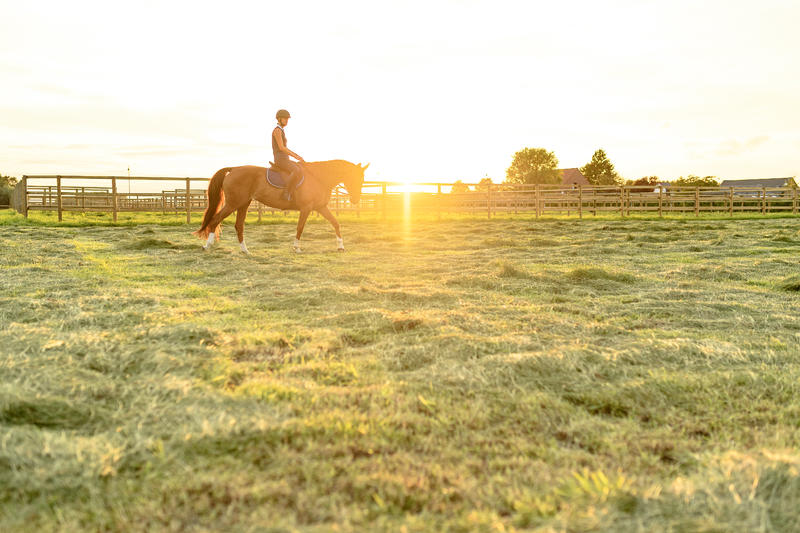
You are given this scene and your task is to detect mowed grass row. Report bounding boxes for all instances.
[1,209,800,532]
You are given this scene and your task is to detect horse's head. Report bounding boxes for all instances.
[344,162,369,205]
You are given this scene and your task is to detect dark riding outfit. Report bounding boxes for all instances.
[272,109,301,201]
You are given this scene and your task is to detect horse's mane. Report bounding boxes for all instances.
[301,160,360,185]
[302,159,357,171]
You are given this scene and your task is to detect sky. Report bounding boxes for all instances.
[1,0,799,185]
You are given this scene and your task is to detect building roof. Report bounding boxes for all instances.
[559,168,590,186]
[719,177,797,188]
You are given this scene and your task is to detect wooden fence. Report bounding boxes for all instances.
[10,175,800,221]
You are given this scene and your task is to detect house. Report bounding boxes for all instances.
[719,177,797,197]
[719,177,797,188]
[559,168,590,187]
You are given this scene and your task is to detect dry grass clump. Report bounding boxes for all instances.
[493,259,531,279]
[565,267,636,284]
[481,237,518,247]
[0,398,102,429]
[777,275,800,292]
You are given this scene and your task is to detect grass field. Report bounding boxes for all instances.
[2,208,800,532]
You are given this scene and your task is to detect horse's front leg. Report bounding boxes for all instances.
[294,208,312,252]
[316,206,344,251]
[235,204,250,254]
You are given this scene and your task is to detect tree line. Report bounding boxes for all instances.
[505,147,623,186]
[452,148,720,191]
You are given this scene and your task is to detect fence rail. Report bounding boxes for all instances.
[10,175,800,221]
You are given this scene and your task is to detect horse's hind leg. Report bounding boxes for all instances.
[203,203,238,250]
[235,203,250,254]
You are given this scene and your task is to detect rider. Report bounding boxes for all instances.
[272,109,304,201]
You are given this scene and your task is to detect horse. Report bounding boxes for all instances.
[193,160,367,254]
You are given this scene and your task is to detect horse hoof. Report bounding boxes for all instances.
[293,247,302,254]
[337,247,345,252]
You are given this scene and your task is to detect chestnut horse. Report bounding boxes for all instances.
[193,160,367,253]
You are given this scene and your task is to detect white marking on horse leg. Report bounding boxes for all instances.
[293,238,302,253]
[203,231,216,250]
[336,236,344,251]
[240,241,250,254]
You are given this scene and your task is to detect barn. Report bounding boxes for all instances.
[560,168,590,187]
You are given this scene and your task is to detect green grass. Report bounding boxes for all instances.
[1,210,800,531]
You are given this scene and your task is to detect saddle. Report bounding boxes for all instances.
[266,163,305,189]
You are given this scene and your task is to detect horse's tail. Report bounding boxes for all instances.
[193,167,231,240]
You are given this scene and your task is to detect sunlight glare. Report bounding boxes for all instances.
[402,189,412,241]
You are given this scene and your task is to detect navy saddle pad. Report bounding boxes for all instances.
[266,168,305,189]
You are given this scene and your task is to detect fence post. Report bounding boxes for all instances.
[578,186,583,219]
[762,187,766,214]
[694,187,699,217]
[22,176,28,218]
[111,177,118,222]
[185,178,191,223]
[793,186,798,215]
[56,176,63,222]
[437,183,442,220]
[619,186,624,217]
[658,187,663,217]
[162,191,166,215]
[626,187,631,216]
[535,185,540,218]
[729,187,734,215]
[487,183,492,219]
[624,187,628,216]
[381,183,387,220]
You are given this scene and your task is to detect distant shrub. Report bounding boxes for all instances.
[450,180,470,194]
[625,176,660,187]
[0,174,18,207]
[673,175,720,187]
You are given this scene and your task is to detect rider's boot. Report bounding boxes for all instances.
[282,173,299,202]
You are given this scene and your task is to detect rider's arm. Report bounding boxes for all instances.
[273,129,304,162]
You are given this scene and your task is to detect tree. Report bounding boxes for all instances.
[505,148,561,185]
[475,177,493,191]
[0,174,18,207]
[673,175,719,187]
[450,180,470,194]
[625,176,660,187]
[0,174,17,188]
[580,149,622,185]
